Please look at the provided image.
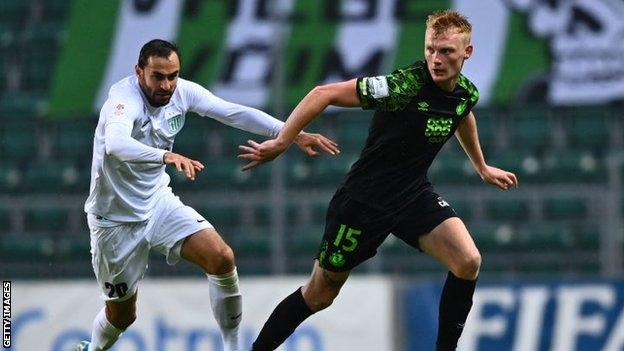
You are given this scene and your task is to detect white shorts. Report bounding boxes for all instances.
[87,191,213,301]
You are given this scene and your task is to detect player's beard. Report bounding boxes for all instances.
[139,81,174,107]
[149,91,173,107]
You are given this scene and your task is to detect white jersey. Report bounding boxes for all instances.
[85,75,284,222]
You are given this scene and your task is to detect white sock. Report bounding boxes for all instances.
[90,308,123,350]
[207,268,242,351]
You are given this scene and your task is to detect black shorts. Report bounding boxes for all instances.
[316,186,458,272]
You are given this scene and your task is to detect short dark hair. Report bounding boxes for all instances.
[137,39,181,68]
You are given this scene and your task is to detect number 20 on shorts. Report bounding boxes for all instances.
[334,224,362,252]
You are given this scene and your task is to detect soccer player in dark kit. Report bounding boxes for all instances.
[239,10,518,351]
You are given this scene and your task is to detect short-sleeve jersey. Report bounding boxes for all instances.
[343,60,479,209]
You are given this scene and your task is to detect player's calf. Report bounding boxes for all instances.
[105,296,138,330]
[437,271,478,351]
[302,263,349,312]
[208,268,242,351]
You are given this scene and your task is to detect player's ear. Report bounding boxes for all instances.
[135,64,143,78]
[464,44,473,60]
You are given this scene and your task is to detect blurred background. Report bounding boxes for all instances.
[1,0,623,350]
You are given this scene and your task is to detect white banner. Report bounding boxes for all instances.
[211,0,296,107]
[454,0,509,105]
[510,0,624,105]
[95,0,183,110]
[11,276,392,351]
[327,0,397,83]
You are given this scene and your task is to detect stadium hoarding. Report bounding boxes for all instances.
[47,0,624,118]
[11,276,624,350]
[10,276,393,351]
[405,279,624,351]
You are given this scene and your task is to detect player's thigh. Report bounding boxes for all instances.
[149,192,215,266]
[317,188,392,272]
[180,227,235,274]
[392,189,458,251]
[88,217,149,302]
[392,189,480,276]
[418,217,481,278]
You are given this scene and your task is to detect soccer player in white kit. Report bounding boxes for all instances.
[77,39,339,351]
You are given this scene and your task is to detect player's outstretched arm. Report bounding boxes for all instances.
[238,131,340,171]
[455,111,518,190]
[238,79,360,171]
[163,152,204,181]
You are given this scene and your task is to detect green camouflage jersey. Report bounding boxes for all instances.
[342,60,479,209]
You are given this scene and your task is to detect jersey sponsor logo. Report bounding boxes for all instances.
[367,76,389,99]
[166,114,182,132]
[425,117,453,143]
[417,101,429,111]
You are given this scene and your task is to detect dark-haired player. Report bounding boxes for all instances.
[77,39,338,351]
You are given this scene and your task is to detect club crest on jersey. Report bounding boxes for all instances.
[166,114,182,132]
[329,252,346,267]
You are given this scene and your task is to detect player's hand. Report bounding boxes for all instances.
[479,165,518,190]
[293,132,340,157]
[238,139,288,171]
[163,152,204,181]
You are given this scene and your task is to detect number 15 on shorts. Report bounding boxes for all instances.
[334,224,361,252]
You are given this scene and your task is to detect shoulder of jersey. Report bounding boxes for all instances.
[105,77,144,115]
[176,76,190,87]
[110,76,141,98]
[457,74,479,103]
[391,61,429,96]
[398,60,428,80]
[175,77,206,99]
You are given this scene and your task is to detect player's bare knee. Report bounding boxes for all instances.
[314,296,336,311]
[304,278,343,312]
[207,245,235,274]
[306,290,338,312]
[455,252,481,279]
